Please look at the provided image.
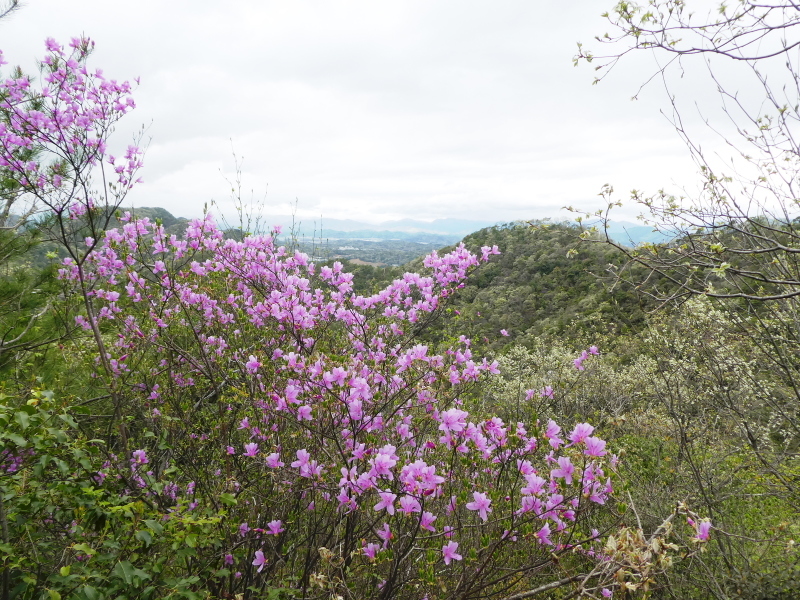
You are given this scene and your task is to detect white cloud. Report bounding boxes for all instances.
[0,0,723,224]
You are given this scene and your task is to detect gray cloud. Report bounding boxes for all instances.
[0,0,715,223]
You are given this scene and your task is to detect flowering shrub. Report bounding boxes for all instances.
[0,36,141,219]
[0,38,710,600]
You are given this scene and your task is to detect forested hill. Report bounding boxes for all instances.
[457,222,650,341]
[349,221,655,348]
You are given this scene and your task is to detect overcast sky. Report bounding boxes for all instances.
[0,0,710,224]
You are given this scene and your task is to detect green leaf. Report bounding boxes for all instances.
[72,543,95,556]
[17,404,36,415]
[143,519,164,534]
[220,492,237,506]
[4,432,27,447]
[48,590,61,600]
[135,530,153,547]
[60,565,71,577]
[81,585,100,600]
[113,560,135,584]
[58,414,77,428]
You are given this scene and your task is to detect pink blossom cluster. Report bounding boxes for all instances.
[573,345,599,371]
[56,213,627,588]
[0,448,34,473]
[0,37,142,215]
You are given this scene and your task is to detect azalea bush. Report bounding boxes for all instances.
[0,38,712,600]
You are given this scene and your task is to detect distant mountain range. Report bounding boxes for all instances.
[253,214,672,246]
[258,215,496,241]
[116,207,673,247]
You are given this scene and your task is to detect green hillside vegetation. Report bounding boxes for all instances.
[0,206,798,599]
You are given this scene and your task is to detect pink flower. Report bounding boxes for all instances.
[398,495,422,514]
[584,436,607,457]
[377,523,393,543]
[363,542,380,560]
[466,491,492,521]
[447,495,457,515]
[438,408,468,433]
[265,452,284,468]
[535,523,553,546]
[297,405,312,421]
[569,423,594,444]
[601,588,612,598]
[131,449,148,464]
[420,511,437,531]
[695,519,712,541]
[266,520,284,535]
[551,456,575,484]
[500,329,509,336]
[243,443,259,457]
[252,549,267,572]
[545,419,563,449]
[374,490,397,515]
[442,541,462,565]
[245,355,261,374]
[369,451,397,480]
[291,449,310,469]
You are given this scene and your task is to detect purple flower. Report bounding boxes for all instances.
[297,405,312,421]
[243,443,259,457]
[252,549,267,573]
[266,520,284,535]
[569,423,594,444]
[363,542,380,560]
[601,588,612,598]
[398,495,421,514]
[377,523,393,543]
[466,491,492,521]
[442,541,462,565]
[584,436,607,457]
[420,511,437,531]
[245,355,261,374]
[438,408,468,433]
[265,452,284,468]
[291,449,310,469]
[545,419,563,449]
[500,329,509,336]
[551,456,575,485]
[374,490,397,515]
[131,449,148,465]
[535,523,553,546]
[695,519,712,541]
